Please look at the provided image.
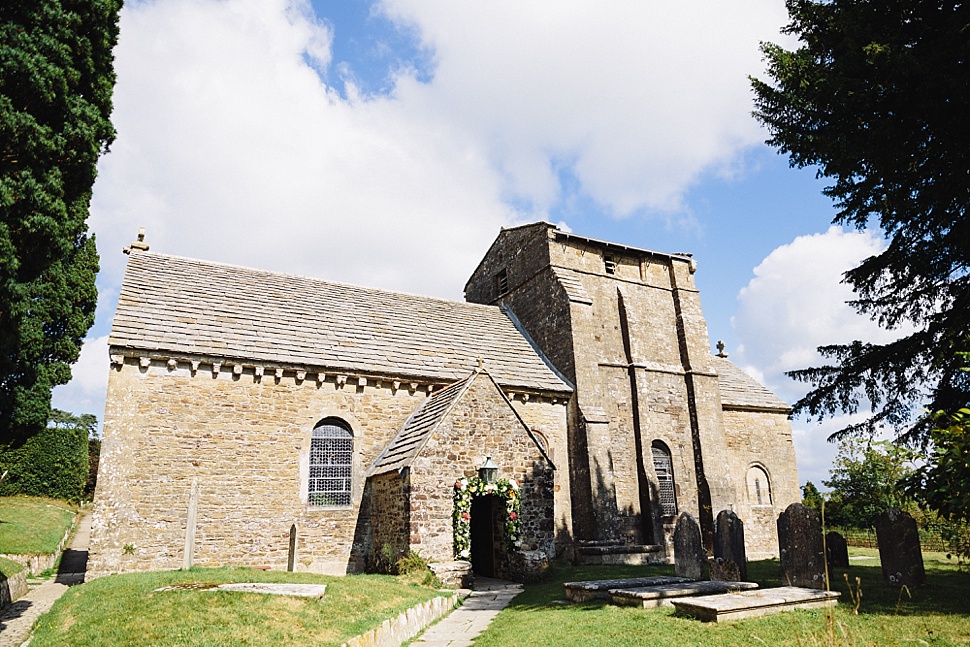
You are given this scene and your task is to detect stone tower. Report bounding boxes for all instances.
[465,223,754,551]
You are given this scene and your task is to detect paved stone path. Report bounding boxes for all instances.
[0,512,90,647]
[411,577,522,647]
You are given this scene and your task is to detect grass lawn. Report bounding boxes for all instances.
[28,567,450,646]
[0,555,24,578]
[475,549,970,647]
[0,496,76,555]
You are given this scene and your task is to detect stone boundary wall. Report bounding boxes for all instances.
[0,569,29,609]
[0,515,76,575]
[343,591,463,647]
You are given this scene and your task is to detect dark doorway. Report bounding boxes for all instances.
[470,495,498,577]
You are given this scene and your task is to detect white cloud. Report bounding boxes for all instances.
[732,226,914,486]
[379,0,790,215]
[51,336,110,423]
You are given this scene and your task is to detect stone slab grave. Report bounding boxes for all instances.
[674,511,706,580]
[777,502,826,589]
[564,576,693,603]
[155,582,327,599]
[610,580,759,608]
[875,508,925,587]
[672,586,840,623]
[713,510,747,581]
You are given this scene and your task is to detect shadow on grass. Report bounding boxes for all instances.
[508,556,969,617]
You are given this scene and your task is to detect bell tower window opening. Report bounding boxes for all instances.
[309,418,353,507]
[496,269,509,297]
[651,441,677,516]
[746,465,772,506]
[604,254,617,275]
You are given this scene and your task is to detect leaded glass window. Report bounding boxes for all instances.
[652,441,677,517]
[309,419,353,507]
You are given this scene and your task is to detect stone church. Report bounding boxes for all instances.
[88,222,799,580]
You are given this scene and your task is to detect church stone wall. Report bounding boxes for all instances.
[89,358,426,578]
[368,472,410,571]
[720,408,800,558]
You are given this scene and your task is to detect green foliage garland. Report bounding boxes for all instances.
[453,477,520,560]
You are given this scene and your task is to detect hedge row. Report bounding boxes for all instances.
[0,424,88,502]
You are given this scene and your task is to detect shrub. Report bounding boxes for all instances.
[0,410,90,501]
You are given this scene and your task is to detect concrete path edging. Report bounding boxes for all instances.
[410,578,522,647]
[343,590,467,647]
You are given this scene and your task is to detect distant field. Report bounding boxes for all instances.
[28,567,450,647]
[0,496,76,555]
[474,548,970,647]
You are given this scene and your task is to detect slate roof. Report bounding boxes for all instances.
[109,251,572,393]
[714,357,791,413]
[367,374,474,476]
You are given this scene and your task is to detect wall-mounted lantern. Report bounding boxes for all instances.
[479,456,499,483]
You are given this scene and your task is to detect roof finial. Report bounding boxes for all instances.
[476,357,484,372]
[716,341,728,358]
[124,227,150,254]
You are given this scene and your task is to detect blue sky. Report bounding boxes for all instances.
[51,0,898,488]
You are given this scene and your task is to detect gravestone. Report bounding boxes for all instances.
[713,510,747,581]
[825,531,849,569]
[777,503,826,589]
[674,512,706,580]
[287,524,297,572]
[874,508,925,587]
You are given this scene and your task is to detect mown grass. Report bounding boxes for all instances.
[475,549,970,647]
[0,496,76,555]
[28,567,450,646]
[0,555,24,578]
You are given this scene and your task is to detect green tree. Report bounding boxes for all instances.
[903,408,970,525]
[801,481,825,513]
[751,0,970,443]
[823,437,916,528]
[0,0,121,447]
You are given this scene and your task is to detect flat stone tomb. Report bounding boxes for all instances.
[672,586,839,623]
[215,583,328,598]
[610,580,759,608]
[564,576,693,603]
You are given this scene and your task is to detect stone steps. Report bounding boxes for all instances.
[610,580,759,608]
[672,586,840,622]
[575,543,665,566]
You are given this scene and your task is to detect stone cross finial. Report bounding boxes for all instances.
[476,357,484,371]
[716,341,728,358]
[124,227,150,254]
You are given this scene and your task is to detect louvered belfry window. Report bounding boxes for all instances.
[652,442,677,517]
[309,419,353,506]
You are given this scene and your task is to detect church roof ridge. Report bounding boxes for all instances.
[713,356,792,413]
[110,251,572,394]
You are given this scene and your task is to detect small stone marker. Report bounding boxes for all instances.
[709,557,741,582]
[713,510,747,581]
[777,503,826,589]
[874,508,925,587]
[674,512,706,580]
[825,531,849,569]
[672,586,839,623]
[287,524,297,572]
[609,580,758,608]
[564,576,693,603]
[182,477,199,570]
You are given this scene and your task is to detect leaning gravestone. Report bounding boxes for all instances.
[674,511,706,580]
[874,508,925,587]
[777,503,826,589]
[825,531,849,569]
[713,510,747,581]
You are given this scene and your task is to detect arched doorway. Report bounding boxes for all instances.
[470,495,500,577]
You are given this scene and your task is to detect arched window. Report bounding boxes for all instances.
[651,441,677,517]
[746,465,772,506]
[309,418,353,507]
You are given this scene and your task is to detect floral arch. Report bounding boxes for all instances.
[452,477,521,560]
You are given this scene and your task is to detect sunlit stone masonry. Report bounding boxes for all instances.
[89,222,799,580]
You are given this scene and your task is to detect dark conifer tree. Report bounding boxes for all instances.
[0,0,122,446]
[751,0,970,443]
